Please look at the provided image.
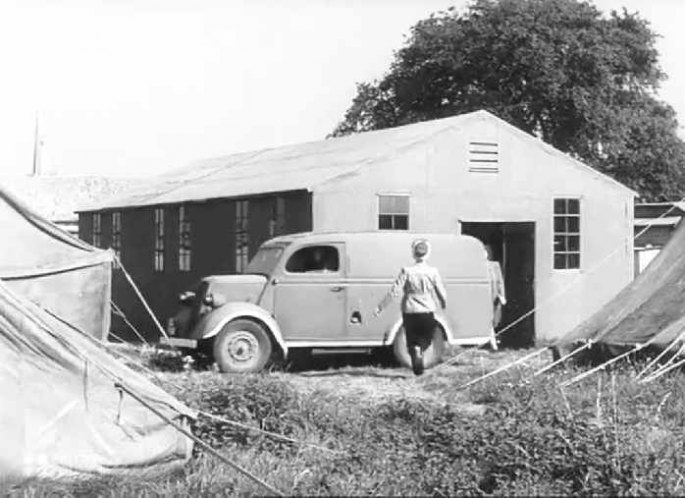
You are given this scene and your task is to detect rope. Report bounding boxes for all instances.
[198,411,342,455]
[636,332,685,380]
[113,254,169,341]
[641,353,685,383]
[99,330,340,457]
[453,348,547,391]
[560,341,650,388]
[110,300,150,345]
[532,341,593,377]
[114,381,285,496]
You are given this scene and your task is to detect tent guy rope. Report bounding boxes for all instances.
[114,381,285,497]
[114,253,169,340]
[110,300,149,345]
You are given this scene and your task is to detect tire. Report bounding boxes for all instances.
[392,324,446,370]
[213,319,273,373]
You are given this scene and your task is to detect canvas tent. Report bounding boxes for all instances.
[0,185,111,340]
[0,276,195,480]
[554,219,685,348]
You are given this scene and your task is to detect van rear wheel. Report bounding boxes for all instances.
[393,325,446,370]
[213,319,272,373]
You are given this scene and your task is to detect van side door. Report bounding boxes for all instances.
[272,243,347,343]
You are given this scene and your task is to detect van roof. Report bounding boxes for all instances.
[265,231,475,245]
[266,231,488,279]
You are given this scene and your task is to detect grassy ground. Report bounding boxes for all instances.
[10,346,685,496]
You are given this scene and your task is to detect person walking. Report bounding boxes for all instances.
[485,244,506,330]
[374,239,447,375]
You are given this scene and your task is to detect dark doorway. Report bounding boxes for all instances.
[461,222,536,348]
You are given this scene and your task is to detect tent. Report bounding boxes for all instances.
[0,186,111,340]
[0,184,194,480]
[554,219,685,348]
[0,276,195,480]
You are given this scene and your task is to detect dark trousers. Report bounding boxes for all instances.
[403,312,436,375]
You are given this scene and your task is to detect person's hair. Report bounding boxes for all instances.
[412,239,430,260]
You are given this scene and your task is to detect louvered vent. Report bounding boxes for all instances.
[468,141,499,173]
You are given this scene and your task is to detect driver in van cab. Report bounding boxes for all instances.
[307,247,336,273]
[373,239,447,375]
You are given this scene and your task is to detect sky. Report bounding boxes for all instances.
[0,0,683,178]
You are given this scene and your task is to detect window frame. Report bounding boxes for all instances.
[235,200,250,273]
[111,211,122,259]
[154,208,165,272]
[92,213,102,248]
[284,244,341,275]
[553,198,581,270]
[178,205,192,272]
[269,196,286,238]
[377,193,410,231]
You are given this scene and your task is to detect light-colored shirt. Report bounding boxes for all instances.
[487,260,506,305]
[377,261,447,314]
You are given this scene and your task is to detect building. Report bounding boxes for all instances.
[633,202,685,275]
[78,110,636,346]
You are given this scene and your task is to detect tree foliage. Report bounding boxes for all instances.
[332,0,685,201]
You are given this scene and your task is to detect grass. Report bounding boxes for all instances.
[9,346,685,496]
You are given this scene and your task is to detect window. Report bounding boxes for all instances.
[378,195,409,230]
[154,208,165,272]
[285,245,339,273]
[246,244,287,276]
[111,212,122,261]
[554,198,581,269]
[178,205,191,271]
[468,141,499,173]
[269,196,286,238]
[92,213,101,248]
[235,200,249,273]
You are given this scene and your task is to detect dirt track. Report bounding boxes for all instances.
[274,347,552,413]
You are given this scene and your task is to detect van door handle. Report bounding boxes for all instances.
[330,286,345,292]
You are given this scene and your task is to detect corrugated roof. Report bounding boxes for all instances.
[83,110,635,211]
[1,175,139,220]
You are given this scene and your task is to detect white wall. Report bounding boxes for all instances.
[312,113,634,343]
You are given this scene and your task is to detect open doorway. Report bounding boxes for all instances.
[461,222,536,348]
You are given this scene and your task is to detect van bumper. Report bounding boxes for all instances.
[160,337,198,349]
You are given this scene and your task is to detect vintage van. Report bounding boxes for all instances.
[163,232,495,372]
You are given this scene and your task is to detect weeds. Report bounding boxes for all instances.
[12,350,685,496]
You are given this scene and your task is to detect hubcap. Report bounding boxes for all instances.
[226,331,260,367]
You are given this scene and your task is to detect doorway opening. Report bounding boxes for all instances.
[461,222,536,348]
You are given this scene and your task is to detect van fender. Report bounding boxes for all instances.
[385,315,455,345]
[194,302,288,356]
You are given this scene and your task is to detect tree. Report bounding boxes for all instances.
[332,0,685,201]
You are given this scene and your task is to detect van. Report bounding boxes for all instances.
[163,231,495,372]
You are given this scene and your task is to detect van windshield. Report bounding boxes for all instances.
[245,244,288,276]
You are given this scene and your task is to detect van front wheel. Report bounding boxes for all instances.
[392,325,445,370]
[213,319,273,373]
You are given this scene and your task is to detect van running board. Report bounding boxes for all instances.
[310,348,374,355]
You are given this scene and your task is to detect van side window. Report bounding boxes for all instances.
[285,246,339,273]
